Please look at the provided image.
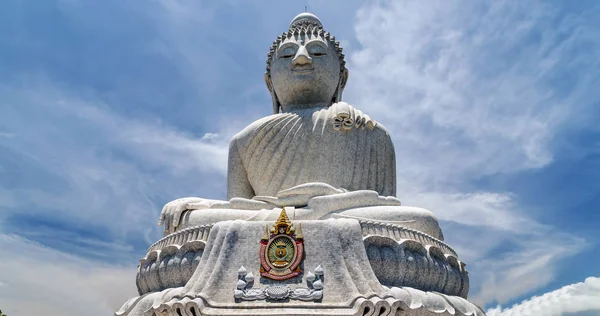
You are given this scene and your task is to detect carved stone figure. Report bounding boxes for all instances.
[158,13,443,241]
[116,12,485,316]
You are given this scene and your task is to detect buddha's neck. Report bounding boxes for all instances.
[281,101,330,113]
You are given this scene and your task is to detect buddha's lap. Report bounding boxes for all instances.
[177,205,443,240]
[330,206,443,240]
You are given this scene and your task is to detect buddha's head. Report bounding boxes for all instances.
[266,13,349,113]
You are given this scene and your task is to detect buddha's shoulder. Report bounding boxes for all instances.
[230,113,292,143]
[230,104,391,145]
[327,102,391,136]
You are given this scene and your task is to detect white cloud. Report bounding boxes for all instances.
[201,132,220,141]
[409,192,531,232]
[0,234,138,316]
[0,79,229,240]
[487,277,600,316]
[346,0,598,307]
[348,0,587,184]
[48,89,229,175]
[470,232,586,305]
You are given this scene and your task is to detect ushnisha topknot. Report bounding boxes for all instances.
[265,12,346,77]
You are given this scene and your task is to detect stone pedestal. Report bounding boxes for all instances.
[116,219,484,316]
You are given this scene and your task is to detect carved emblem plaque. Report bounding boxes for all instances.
[260,208,304,280]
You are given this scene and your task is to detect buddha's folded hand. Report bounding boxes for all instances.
[253,182,347,207]
[158,197,222,234]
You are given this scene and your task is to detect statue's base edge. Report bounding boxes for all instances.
[116,289,485,316]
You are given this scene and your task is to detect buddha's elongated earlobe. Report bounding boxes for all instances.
[333,69,349,104]
[265,73,281,114]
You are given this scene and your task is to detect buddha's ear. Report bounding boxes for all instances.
[334,69,350,103]
[265,73,281,113]
[264,73,274,92]
[339,69,349,90]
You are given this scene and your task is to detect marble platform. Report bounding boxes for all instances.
[117,219,484,316]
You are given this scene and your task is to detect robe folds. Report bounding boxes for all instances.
[227,104,396,199]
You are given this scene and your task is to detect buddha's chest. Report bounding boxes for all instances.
[241,114,388,195]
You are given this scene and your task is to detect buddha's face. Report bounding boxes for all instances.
[268,33,342,110]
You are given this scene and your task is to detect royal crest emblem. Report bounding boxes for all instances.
[260,208,304,280]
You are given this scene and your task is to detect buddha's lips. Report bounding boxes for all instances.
[292,67,314,73]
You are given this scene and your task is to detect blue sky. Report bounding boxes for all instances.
[0,1,599,315]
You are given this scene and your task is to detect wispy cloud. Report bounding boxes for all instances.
[0,234,137,316]
[487,277,600,316]
[470,231,586,305]
[347,0,599,306]
[349,0,598,183]
[0,78,229,248]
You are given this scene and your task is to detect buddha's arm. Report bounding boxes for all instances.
[227,138,255,200]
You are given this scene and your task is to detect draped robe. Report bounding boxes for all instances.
[227,104,396,199]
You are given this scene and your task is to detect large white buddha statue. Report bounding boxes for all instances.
[117,13,484,316]
[157,13,442,240]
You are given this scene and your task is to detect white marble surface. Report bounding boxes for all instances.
[118,219,483,316]
[228,103,395,199]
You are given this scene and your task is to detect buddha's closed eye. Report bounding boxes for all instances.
[308,45,326,56]
[279,47,296,58]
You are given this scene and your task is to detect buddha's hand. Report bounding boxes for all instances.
[253,182,347,207]
[158,197,220,234]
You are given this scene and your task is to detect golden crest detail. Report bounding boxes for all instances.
[260,208,304,280]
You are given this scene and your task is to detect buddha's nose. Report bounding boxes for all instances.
[292,46,312,66]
